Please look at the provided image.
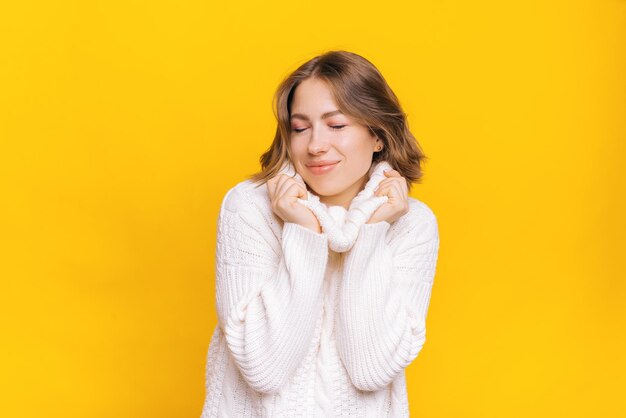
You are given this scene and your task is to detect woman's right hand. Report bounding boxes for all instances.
[267,174,322,233]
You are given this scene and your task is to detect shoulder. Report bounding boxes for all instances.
[404,196,438,227]
[218,178,283,244]
[220,178,271,216]
[388,196,439,243]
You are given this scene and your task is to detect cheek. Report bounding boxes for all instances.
[335,134,374,156]
[289,140,304,155]
[289,142,309,171]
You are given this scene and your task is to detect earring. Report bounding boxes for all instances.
[376,146,382,151]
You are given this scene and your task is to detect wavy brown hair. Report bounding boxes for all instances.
[247,50,428,193]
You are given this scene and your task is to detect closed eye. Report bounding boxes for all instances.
[292,125,346,133]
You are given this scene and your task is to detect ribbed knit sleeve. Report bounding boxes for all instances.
[214,187,329,394]
[336,209,440,392]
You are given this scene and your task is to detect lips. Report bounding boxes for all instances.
[306,160,340,175]
[306,160,340,167]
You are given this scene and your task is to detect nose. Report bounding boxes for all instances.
[307,125,330,154]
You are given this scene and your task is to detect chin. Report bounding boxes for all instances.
[307,183,341,197]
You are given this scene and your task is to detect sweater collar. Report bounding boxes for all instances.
[278,160,392,252]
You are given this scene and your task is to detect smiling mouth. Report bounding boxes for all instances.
[306,161,340,175]
[307,162,339,167]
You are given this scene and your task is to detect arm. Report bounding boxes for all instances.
[336,207,440,391]
[215,187,329,394]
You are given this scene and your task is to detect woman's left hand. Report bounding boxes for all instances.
[367,169,410,224]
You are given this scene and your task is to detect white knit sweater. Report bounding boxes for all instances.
[200,160,440,417]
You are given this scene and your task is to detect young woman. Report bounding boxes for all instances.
[200,50,440,418]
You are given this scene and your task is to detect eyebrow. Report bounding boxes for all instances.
[290,110,343,121]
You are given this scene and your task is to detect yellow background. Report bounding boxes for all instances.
[1,0,624,416]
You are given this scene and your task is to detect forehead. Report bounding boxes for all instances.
[291,109,344,121]
[291,78,338,109]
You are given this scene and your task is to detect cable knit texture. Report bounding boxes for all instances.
[200,160,440,418]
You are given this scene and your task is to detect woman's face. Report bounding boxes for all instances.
[288,77,382,208]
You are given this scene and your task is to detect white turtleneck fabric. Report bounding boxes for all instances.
[200,160,440,418]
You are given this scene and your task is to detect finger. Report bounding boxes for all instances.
[377,179,405,199]
[267,176,277,198]
[271,175,289,199]
[279,181,306,202]
[374,180,387,196]
[276,175,304,201]
[379,175,404,186]
[389,181,404,199]
[400,178,408,194]
[275,174,291,200]
[288,177,308,200]
[295,181,308,199]
[374,182,387,196]
[375,183,393,197]
[375,177,394,187]
[384,169,401,177]
[384,177,406,192]
[374,177,399,194]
